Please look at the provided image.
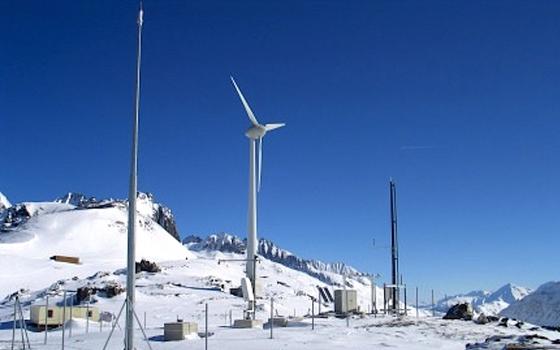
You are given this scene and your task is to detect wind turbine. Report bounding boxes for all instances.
[230,76,285,291]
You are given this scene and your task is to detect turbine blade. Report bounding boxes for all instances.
[230,76,261,126]
[258,137,263,192]
[264,123,286,131]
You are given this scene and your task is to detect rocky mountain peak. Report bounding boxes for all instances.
[2,192,181,241]
[184,233,368,286]
[0,192,11,210]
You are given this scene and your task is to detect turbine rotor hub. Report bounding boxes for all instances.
[245,125,266,139]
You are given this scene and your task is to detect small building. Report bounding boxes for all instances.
[30,305,100,326]
[163,322,198,341]
[49,255,80,264]
[334,289,358,314]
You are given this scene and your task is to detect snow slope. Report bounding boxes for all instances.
[0,202,193,298]
[53,192,182,241]
[0,192,11,209]
[501,281,560,327]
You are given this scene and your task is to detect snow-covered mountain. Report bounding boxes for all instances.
[0,193,193,298]
[435,290,490,313]
[500,281,560,327]
[184,233,367,286]
[1,192,181,241]
[435,283,531,315]
[0,192,11,210]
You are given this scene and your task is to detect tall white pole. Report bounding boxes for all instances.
[246,138,258,283]
[125,3,143,350]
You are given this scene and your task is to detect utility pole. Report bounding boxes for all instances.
[125,3,143,350]
[389,179,399,312]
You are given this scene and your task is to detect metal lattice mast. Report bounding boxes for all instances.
[390,179,399,311]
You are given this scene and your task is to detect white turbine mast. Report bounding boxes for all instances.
[230,76,285,301]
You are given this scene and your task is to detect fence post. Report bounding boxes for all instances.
[383,283,387,315]
[62,291,67,350]
[431,289,435,317]
[415,287,419,318]
[270,298,274,339]
[229,309,232,327]
[311,299,315,330]
[86,300,90,334]
[44,295,49,344]
[18,298,25,350]
[12,299,16,350]
[318,290,322,315]
[404,286,407,316]
[69,296,73,338]
[144,311,147,330]
[205,303,208,350]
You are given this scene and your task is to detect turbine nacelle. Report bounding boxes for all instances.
[246,125,266,140]
[245,123,285,139]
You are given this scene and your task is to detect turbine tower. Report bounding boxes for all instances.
[231,77,285,289]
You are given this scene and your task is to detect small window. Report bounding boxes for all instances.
[47,310,53,318]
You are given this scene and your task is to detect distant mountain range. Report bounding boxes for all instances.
[435,283,532,315]
[184,232,369,286]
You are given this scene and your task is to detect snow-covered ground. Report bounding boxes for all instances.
[6,313,560,350]
[2,251,559,350]
[0,201,193,298]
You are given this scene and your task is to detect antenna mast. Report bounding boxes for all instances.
[389,179,399,312]
[125,2,143,350]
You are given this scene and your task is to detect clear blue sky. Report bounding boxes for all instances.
[2,0,560,296]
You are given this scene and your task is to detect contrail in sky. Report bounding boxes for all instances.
[400,145,435,151]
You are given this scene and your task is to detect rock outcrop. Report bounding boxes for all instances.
[443,303,473,321]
